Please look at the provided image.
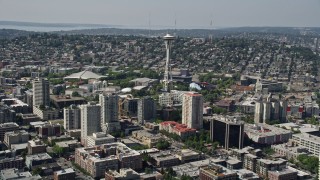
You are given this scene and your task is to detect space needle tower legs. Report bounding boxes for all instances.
[163,34,175,92]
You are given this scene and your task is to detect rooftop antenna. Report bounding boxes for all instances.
[209,14,214,43]
[174,13,177,36]
[148,13,151,37]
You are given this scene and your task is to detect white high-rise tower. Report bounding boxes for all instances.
[99,93,120,133]
[80,102,101,146]
[163,34,175,92]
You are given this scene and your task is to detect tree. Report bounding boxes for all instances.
[39,104,45,110]
[72,91,81,97]
[181,174,193,180]
[120,132,125,138]
[262,147,275,156]
[32,167,42,175]
[306,116,319,125]
[156,139,171,150]
[145,168,152,174]
[212,142,219,150]
[163,167,176,180]
[206,136,211,144]
[296,154,319,174]
[53,145,64,157]
[141,152,151,162]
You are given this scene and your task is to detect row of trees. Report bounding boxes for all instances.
[159,130,219,154]
[156,139,171,150]
[294,154,319,174]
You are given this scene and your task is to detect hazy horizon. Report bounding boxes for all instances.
[0,0,320,28]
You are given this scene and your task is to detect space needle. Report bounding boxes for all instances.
[163,34,175,92]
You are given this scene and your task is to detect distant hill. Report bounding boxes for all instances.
[0,21,319,38]
[0,29,33,39]
[0,21,115,28]
[55,27,320,37]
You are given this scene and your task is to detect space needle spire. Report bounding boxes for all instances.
[163,34,175,92]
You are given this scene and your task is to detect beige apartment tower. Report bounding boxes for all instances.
[182,92,203,129]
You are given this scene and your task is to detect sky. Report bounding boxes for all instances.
[0,0,320,28]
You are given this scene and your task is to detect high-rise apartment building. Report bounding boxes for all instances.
[138,97,156,125]
[182,92,203,129]
[64,105,81,130]
[80,102,101,145]
[254,94,287,123]
[32,78,50,107]
[99,94,120,133]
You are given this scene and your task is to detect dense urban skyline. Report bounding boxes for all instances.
[0,0,320,28]
[1,1,320,179]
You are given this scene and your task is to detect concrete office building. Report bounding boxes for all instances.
[4,130,29,148]
[24,90,33,107]
[268,169,297,180]
[210,117,244,149]
[2,98,30,114]
[255,79,283,92]
[158,90,191,107]
[244,153,259,172]
[27,139,47,155]
[25,153,53,170]
[292,131,320,156]
[0,168,41,179]
[0,104,16,123]
[131,130,163,148]
[38,123,61,138]
[245,124,292,145]
[32,106,59,120]
[32,78,50,107]
[0,157,24,171]
[75,142,142,178]
[199,162,238,180]
[53,168,76,180]
[149,151,180,167]
[182,92,203,129]
[80,102,101,145]
[50,95,86,109]
[105,168,140,180]
[99,94,120,133]
[271,143,309,160]
[86,132,115,147]
[63,105,81,130]
[18,114,40,125]
[256,158,287,178]
[0,123,19,141]
[138,97,156,125]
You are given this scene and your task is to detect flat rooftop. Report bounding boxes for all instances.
[245,123,291,136]
[293,132,320,144]
[55,168,75,175]
[55,140,79,148]
[26,153,52,161]
[50,95,85,102]
[0,122,19,128]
